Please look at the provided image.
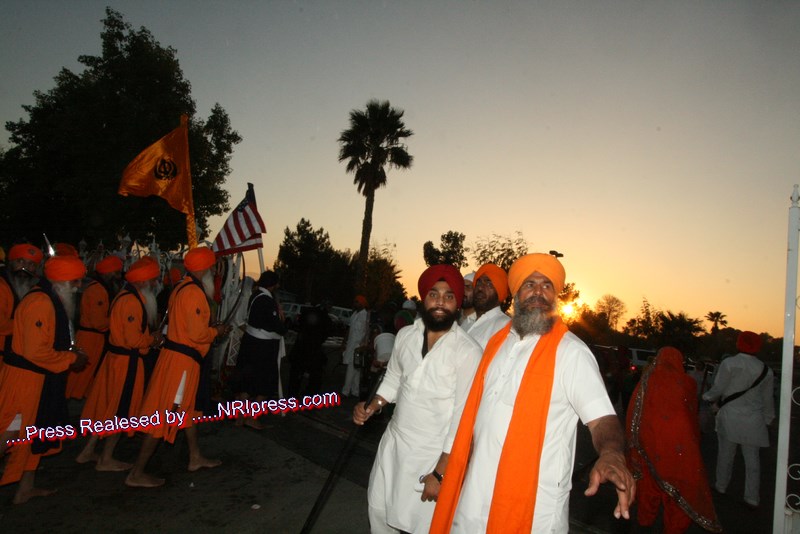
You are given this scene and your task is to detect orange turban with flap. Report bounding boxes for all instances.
[125,257,161,283]
[418,264,465,307]
[9,243,43,264]
[184,246,216,272]
[44,256,86,282]
[508,253,566,297]
[474,263,509,303]
[95,255,123,275]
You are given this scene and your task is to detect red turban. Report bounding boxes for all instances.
[54,242,79,257]
[737,331,763,355]
[474,263,509,303]
[9,243,44,264]
[95,255,123,275]
[125,257,161,283]
[355,295,368,308]
[44,256,86,282]
[418,265,465,307]
[508,253,566,297]
[184,246,216,272]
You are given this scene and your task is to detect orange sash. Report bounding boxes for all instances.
[430,318,568,533]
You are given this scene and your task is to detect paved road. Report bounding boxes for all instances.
[0,347,790,533]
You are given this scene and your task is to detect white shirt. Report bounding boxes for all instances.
[342,308,369,364]
[369,318,482,533]
[452,329,614,533]
[702,352,774,447]
[465,306,511,349]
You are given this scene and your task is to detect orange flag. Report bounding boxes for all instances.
[118,115,194,216]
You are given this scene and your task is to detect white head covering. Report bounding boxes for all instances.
[463,271,476,283]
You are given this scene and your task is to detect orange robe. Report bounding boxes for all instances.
[0,274,16,365]
[0,291,76,484]
[81,288,154,429]
[138,277,219,442]
[65,280,111,399]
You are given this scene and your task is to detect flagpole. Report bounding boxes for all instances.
[257,248,265,272]
[186,213,198,248]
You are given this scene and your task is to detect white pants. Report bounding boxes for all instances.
[368,505,403,534]
[342,361,361,397]
[716,434,761,505]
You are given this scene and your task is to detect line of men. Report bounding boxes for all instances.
[0,243,231,503]
[354,254,635,533]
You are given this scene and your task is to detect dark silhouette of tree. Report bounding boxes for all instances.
[275,218,337,303]
[0,8,239,250]
[656,311,704,353]
[363,244,406,310]
[472,231,528,271]
[338,99,413,291]
[623,298,660,345]
[596,294,627,331]
[705,311,728,334]
[423,231,468,268]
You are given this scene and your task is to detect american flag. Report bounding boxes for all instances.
[212,183,266,256]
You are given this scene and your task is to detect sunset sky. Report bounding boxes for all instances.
[2,1,798,338]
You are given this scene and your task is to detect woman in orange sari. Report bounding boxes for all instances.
[626,346,721,533]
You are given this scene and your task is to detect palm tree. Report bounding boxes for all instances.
[705,311,728,334]
[338,100,413,291]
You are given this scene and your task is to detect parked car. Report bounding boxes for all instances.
[329,306,353,326]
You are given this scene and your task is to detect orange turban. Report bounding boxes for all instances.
[418,265,465,307]
[9,243,43,264]
[44,256,86,282]
[54,242,79,257]
[354,295,368,308]
[737,331,762,355]
[125,257,161,283]
[474,263,509,302]
[95,255,123,275]
[508,253,566,297]
[184,246,216,272]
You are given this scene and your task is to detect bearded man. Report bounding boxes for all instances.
[457,271,475,329]
[76,257,163,470]
[0,255,89,504]
[65,254,124,400]
[353,265,482,534]
[463,263,510,349]
[0,243,44,364]
[125,246,231,488]
[431,253,635,533]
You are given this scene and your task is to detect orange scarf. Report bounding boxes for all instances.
[430,318,568,533]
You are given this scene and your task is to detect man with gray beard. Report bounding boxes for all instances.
[0,255,89,503]
[126,246,231,488]
[431,253,634,534]
[77,257,164,470]
[0,243,44,364]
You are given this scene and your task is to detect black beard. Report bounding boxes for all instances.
[512,296,555,337]
[420,306,458,332]
[474,291,499,314]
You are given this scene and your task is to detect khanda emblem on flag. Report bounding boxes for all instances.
[154,157,178,181]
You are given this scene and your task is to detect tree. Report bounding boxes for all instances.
[472,231,528,271]
[338,99,413,291]
[363,244,406,310]
[705,311,728,334]
[423,231,468,268]
[274,218,336,303]
[656,311,704,353]
[0,8,239,250]
[622,298,660,345]
[595,294,627,330]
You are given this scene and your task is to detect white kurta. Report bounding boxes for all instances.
[465,306,510,349]
[702,352,774,447]
[369,318,482,533]
[343,308,369,364]
[452,329,614,533]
